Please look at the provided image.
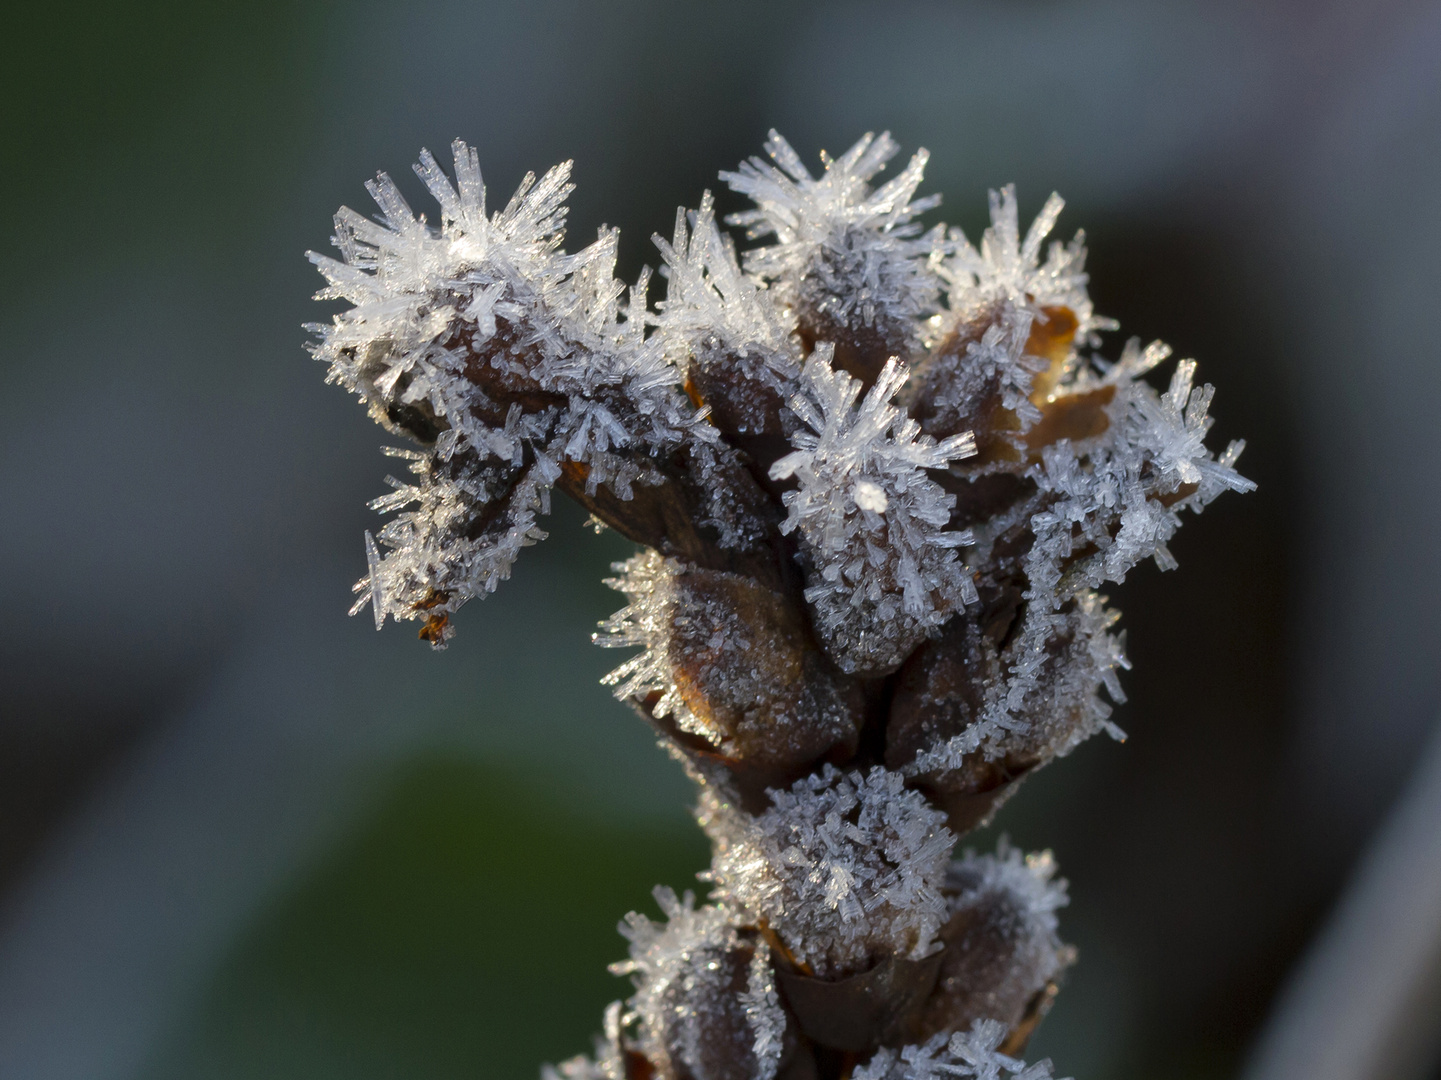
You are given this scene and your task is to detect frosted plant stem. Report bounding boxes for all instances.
[1242,719,1441,1080]
[308,130,1253,1080]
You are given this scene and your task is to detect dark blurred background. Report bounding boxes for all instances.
[1,2,1439,1078]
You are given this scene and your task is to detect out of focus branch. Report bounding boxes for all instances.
[1243,719,1441,1080]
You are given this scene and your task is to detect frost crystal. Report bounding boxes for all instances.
[771,350,979,675]
[739,941,785,1080]
[722,130,945,364]
[942,185,1112,345]
[595,552,703,738]
[543,1001,629,1080]
[654,192,800,422]
[914,187,1112,451]
[917,843,1074,1041]
[704,766,955,976]
[1023,339,1256,607]
[950,842,1069,934]
[595,551,862,768]
[854,1020,1065,1080]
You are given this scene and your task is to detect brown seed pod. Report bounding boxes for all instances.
[886,595,1124,835]
[599,555,866,803]
[684,366,799,508]
[618,902,807,1080]
[884,615,1037,834]
[912,853,1074,1048]
[645,940,762,1080]
[911,301,1084,467]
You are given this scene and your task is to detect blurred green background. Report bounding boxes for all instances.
[2,2,1439,1079]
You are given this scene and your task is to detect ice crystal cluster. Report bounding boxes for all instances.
[310,129,1253,1080]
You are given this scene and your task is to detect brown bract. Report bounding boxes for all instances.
[633,563,866,807]
[776,951,946,1053]
[916,888,1073,1051]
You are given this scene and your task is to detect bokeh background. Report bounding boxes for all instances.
[2,2,1439,1078]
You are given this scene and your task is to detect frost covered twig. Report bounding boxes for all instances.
[309,130,1253,1079]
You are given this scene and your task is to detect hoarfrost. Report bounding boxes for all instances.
[595,552,705,739]
[854,1019,1066,1080]
[309,131,1254,1080]
[906,592,1129,774]
[947,842,1069,938]
[703,765,955,977]
[722,130,946,355]
[942,185,1113,344]
[918,842,1074,1040]
[771,349,978,675]
[1024,340,1256,608]
[914,305,1049,433]
[914,184,1115,449]
[739,940,784,1080]
[596,550,865,770]
[654,192,801,407]
[613,887,782,1080]
[309,140,712,643]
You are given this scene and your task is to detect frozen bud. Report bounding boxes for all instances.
[911,303,1045,460]
[774,948,945,1054]
[939,185,1109,363]
[722,130,945,386]
[614,890,794,1080]
[911,301,1100,464]
[888,597,1128,834]
[1021,343,1255,611]
[914,845,1074,1048]
[311,140,736,643]
[772,352,979,676]
[702,766,955,979]
[653,192,803,483]
[597,553,865,792]
[559,439,785,593]
[912,184,1111,458]
[884,614,1028,833]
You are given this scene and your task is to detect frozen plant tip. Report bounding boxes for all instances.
[309,129,1253,1079]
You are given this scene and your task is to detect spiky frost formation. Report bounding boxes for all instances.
[944,186,1111,344]
[854,1019,1065,1080]
[913,306,1048,435]
[596,552,703,737]
[1024,340,1255,607]
[900,592,1129,783]
[722,131,946,376]
[654,192,801,435]
[703,766,955,977]
[309,140,716,643]
[739,942,786,1077]
[915,186,1113,446]
[612,888,786,1080]
[771,351,979,675]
